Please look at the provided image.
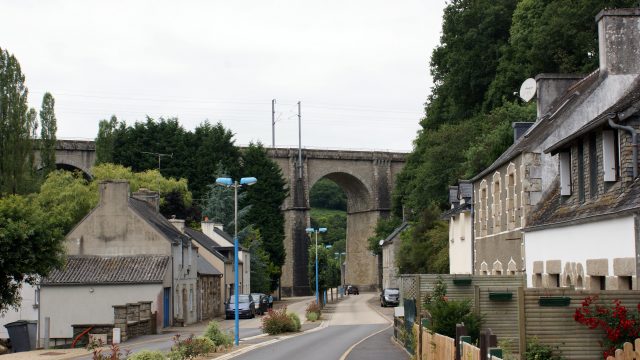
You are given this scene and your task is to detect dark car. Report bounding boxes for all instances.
[251,293,269,315]
[380,288,400,307]
[346,285,359,295]
[225,294,256,319]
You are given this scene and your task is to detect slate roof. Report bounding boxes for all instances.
[42,255,169,285]
[185,227,228,262]
[546,78,640,154]
[471,70,601,182]
[382,222,409,245]
[441,203,472,220]
[129,198,190,246]
[197,256,222,276]
[527,176,640,230]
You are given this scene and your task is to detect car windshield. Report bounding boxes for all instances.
[385,289,399,295]
[229,295,250,304]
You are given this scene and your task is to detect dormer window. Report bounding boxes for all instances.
[602,130,619,182]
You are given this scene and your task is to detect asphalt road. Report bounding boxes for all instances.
[232,293,408,360]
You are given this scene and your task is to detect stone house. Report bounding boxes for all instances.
[200,221,251,298]
[39,181,218,342]
[380,222,408,289]
[523,8,640,290]
[442,181,473,274]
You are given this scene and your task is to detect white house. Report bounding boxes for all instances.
[442,181,473,274]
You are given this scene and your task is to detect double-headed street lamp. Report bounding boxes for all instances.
[305,227,327,304]
[215,176,257,346]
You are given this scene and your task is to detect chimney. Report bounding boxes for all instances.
[131,188,159,212]
[169,216,185,234]
[458,180,473,204]
[597,8,640,75]
[99,180,129,212]
[535,74,583,118]
[512,122,534,142]
[448,186,459,208]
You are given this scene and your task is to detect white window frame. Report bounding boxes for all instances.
[602,130,617,182]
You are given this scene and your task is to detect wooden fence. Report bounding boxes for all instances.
[607,339,640,360]
[462,342,481,360]
[421,330,456,360]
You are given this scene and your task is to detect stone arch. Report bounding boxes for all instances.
[54,162,93,180]
[309,171,372,213]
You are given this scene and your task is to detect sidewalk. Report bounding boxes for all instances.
[0,296,320,360]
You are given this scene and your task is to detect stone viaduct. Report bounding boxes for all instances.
[41,140,406,296]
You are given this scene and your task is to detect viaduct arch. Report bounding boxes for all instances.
[46,141,407,296]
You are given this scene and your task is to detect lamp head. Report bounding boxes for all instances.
[215,177,233,187]
[319,227,327,233]
[305,227,314,234]
[325,244,332,249]
[240,177,257,186]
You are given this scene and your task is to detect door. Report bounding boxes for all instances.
[163,287,170,328]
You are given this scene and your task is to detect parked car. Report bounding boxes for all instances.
[380,288,400,307]
[225,294,256,319]
[251,293,269,315]
[346,285,359,295]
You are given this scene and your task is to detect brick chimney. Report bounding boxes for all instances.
[535,74,583,118]
[131,188,159,212]
[98,180,129,213]
[597,8,640,75]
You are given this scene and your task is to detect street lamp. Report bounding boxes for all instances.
[215,176,257,346]
[334,251,346,290]
[305,227,327,304]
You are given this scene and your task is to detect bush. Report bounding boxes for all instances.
[203,321,233,350]
[306,312,319,322]
[167,335,214,360]
[525,337,564,360]
[261,306,300,335]
[306,301,322,317]
[128,350,166,360]
[423,277,483,341]
[288,313,301,331]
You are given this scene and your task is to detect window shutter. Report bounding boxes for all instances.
[602,130,616,182]
[559,152,571,196]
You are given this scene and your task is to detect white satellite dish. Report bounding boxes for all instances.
[519,78,536,102]
[379,239,385,246]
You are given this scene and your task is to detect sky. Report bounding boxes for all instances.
[1,1,446,152]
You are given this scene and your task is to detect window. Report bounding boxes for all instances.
[549,274,560,288]
[492,173,501,229]
[578,142,585,202]
[602,130,618,182]
[506,164,517,226]
[589,133,598,198]
[618,276,632,290]
[559,152,571,195]
[189,288,194,312]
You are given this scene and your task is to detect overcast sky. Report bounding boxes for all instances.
[2,1,446,152]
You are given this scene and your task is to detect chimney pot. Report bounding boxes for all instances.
[597,8,640,75]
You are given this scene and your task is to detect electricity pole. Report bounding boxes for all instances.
[142,151,173,211]
[297,101,302,179]
[272,99,276,148]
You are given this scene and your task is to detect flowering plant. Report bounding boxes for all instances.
[574,296,640,359]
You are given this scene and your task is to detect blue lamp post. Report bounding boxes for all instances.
[215,176,257,346]
[305,227,327,304]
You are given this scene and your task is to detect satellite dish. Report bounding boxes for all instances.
[378,239,385,246]
[519,78,536,102]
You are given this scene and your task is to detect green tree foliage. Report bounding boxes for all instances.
[0,194,65,313]
[37,171,97,234]
[485,0,637,109]
[201,163,247,230]
[307,244,340,295]
[0,47,39,195]
[241,143,288,291]
[95,115,118,165]
[367,217,402,254]
[39,92,57,175]
[309,208,346,250]
[397,204,448,274]
[310,178,346,211]
[239,227,272,294]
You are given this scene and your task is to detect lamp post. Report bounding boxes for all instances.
[305,227,327,304]
[215,176,257,346]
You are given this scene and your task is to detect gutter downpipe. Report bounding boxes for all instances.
[470,184,475,275]
[608,113,638,178]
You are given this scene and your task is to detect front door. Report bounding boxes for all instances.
[163,287,170,327]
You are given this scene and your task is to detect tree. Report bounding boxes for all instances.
[396,204,449,274]
[0,47,38,195]
[39,92,57,176]
[95,115,118,164]
[201,163,248,230]
[0,194,65,313]
[367,216,402,254]
[241,143,288,291]
[310,179,347,211]
[239,226,272,294]
[307,244,340,297]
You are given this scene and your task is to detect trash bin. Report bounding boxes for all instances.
[4,320,37,352]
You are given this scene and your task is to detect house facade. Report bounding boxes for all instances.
[40,181,208,342]
[380,222,408,289]
[523,8,640,289]
[442,182,473,274]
